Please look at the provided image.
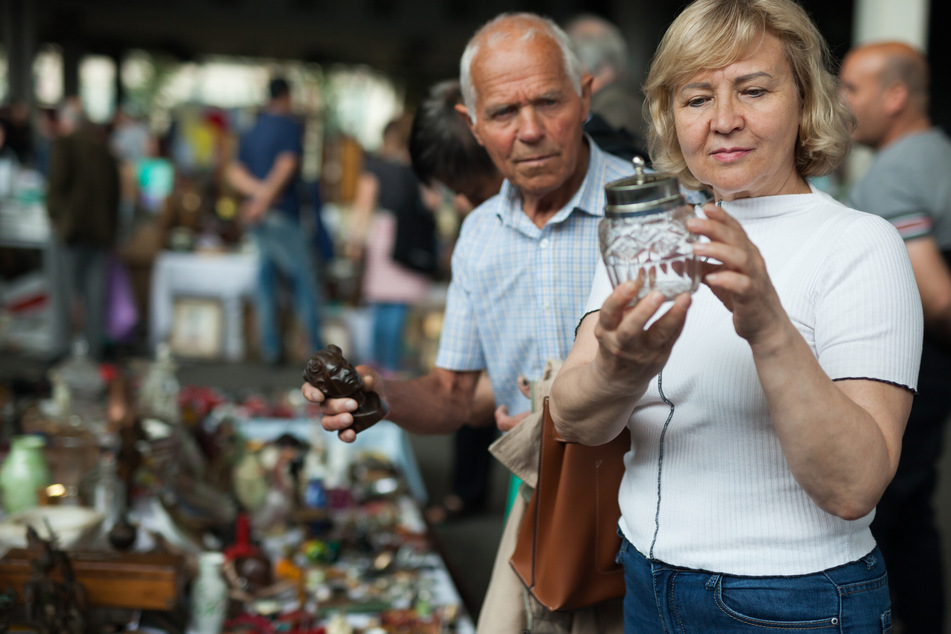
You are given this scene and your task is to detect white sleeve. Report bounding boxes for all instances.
[814,214,922,390]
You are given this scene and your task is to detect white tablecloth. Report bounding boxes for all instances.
[149,250,258,360]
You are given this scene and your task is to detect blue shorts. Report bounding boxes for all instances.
[617,534,892,633]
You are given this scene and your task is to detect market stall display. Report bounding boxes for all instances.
[0,352,473,633]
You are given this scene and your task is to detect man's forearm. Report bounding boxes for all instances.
[381,369,480,435]
[226,162,262,198]
[257,153,299,208]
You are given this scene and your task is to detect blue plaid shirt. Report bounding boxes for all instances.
[435,139,632,415]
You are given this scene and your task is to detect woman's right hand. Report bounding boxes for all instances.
[592,280,692,393]
[548,280,690,445]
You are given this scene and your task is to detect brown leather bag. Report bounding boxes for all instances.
[510,396,629,611]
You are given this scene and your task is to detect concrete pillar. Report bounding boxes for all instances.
[853,0,929,47]
[1,0,37,105]
[112,51,126,111]
[61,37,81,99]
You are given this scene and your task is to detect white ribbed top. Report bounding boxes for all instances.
[586,189,923,575]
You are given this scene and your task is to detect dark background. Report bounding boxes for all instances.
[5,0,946,130]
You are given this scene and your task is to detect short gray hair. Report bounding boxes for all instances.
[565,14,629,77]
[459,13,582,122]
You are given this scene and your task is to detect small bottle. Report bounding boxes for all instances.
[233,441,268,512]
[52,337,106,403]
[139,342,181,423]
[0,435,52,514]
[81,449,125,531]
[188,551,229,634]
[302,449,328,510]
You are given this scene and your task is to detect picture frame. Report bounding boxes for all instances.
[169,296,224,359]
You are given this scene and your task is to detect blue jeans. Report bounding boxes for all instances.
[617,535,892,633]
[249,213,323,362]
[46,238,110,359]
[371,302,409,372]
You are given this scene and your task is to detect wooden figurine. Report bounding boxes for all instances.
[302,345,388,434]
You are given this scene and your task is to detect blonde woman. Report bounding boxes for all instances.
[549,0,922,631]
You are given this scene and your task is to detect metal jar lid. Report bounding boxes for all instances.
[604,156,683,217]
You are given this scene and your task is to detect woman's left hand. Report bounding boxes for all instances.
[688,202,788,348]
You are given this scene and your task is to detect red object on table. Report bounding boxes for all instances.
[223,512,273,592]
[223,512,260,561]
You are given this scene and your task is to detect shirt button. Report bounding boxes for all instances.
[539,238,549,248]
[543,302,551,309]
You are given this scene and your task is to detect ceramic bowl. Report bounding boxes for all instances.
[0,505,104,550]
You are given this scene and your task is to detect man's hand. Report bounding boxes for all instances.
[494,374,533,431]
[301,365,386,443]
[495,405,530,432]
[240,195,270,226]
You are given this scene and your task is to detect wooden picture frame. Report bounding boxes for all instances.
[169,296,224,359]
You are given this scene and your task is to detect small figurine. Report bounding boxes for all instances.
[23,526,87,634]
[302,345,388,434]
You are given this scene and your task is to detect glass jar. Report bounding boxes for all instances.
[599,157,701,300]
[0,435,53,514]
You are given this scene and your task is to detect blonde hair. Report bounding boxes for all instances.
[644,0,853,190]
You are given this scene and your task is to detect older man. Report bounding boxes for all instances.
[841,41,951,634]
[304,12,631,632]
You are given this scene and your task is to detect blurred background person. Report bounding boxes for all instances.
[409,80,503,213]
[0,115,18,199]
[45,99,120,361]
[841,40,951,634]
[347,115,435,378]
[110,105,156,237]
[566,13,649,161]
[0,98,34,167]
[409,79,504,524]
[110,105,152,167]
[32,107,59,178]
[227,76,324,365]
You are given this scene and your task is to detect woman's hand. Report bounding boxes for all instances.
[593,280,691,396]
[301,365,386,443]
[688,203,790,350]
[548,281,689,445]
